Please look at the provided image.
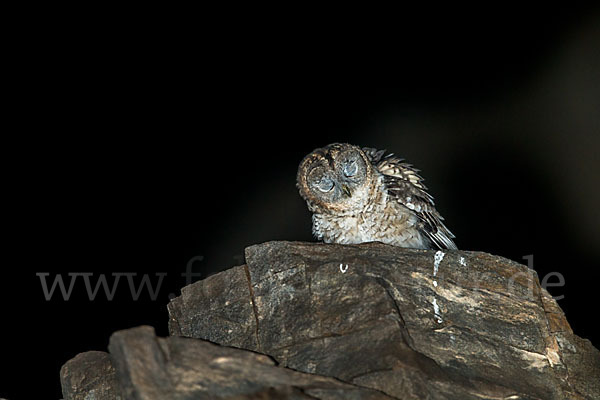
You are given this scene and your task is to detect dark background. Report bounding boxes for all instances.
[4,7,600,398]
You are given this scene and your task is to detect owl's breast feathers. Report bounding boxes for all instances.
[311,183,428,248]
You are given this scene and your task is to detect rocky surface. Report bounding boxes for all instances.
[60,351,123,399]
[60,241,600,399]
[61,325,393,399]
[168,241,600,400]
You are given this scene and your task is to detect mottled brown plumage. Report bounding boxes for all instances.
[297,143,457,250]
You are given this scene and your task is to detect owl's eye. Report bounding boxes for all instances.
[343,160,358,177]
[316,177,334,192]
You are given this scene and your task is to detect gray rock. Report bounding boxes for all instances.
[168,241,600,400]
[109,325,393,399]
[60,351,124,400]
[61,325,393,399]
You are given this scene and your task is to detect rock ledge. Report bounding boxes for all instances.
[62,241,600,400]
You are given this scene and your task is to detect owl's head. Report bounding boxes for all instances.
[297,143,376,215]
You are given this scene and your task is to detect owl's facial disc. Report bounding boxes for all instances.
[298,144,373,214]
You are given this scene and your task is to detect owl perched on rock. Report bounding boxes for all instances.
[297,143,457,250]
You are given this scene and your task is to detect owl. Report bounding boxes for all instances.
[297,143,457,250]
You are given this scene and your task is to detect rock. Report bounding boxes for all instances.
[98,325,394,399]
[60,351,124,400]
[60,241,599,399]
[168,241,600,400]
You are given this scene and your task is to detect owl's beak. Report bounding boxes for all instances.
[341,184,352,197]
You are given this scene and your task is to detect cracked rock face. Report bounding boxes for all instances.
[168,241,600,400]
[61,325,393,400]
[60,241,599,399]
[60,351,123,400]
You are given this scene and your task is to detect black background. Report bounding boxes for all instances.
[4,7,600,399]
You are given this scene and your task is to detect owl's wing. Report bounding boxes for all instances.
[363,147,457,250]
